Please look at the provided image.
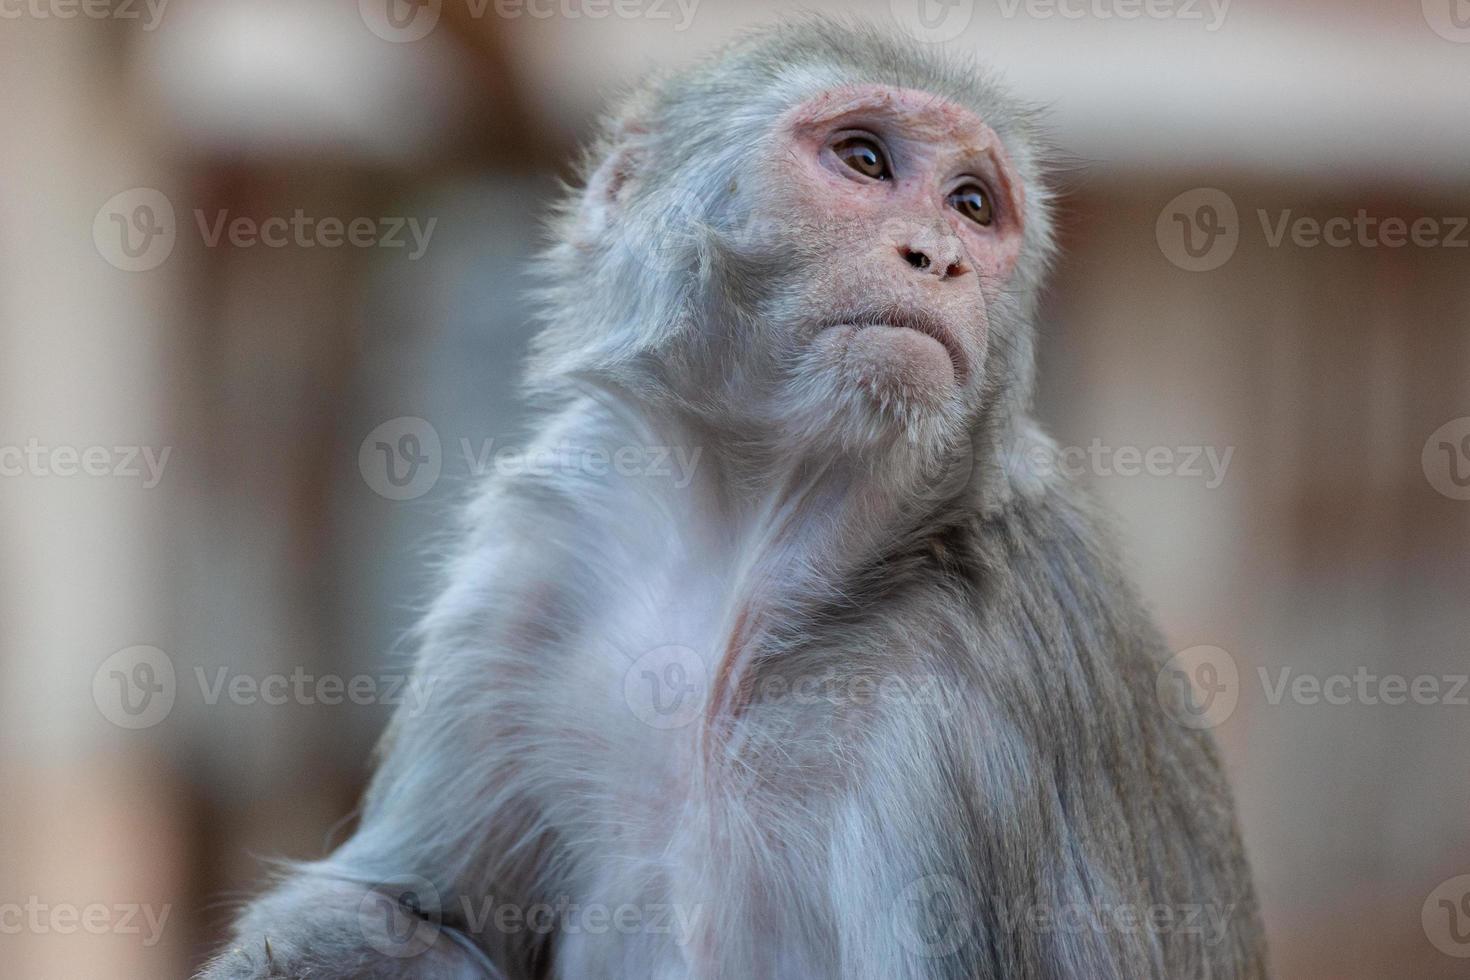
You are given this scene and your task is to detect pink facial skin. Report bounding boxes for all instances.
[758,85,1028,414]
[783,84,1027,277]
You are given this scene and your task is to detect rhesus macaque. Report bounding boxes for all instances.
[203,20,1267,980]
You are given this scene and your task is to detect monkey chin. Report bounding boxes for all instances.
[778,321,970,454]
[823,322,959,420]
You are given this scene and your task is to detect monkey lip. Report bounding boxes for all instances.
[822,311,968,383]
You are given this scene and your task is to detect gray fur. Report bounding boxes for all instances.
[201,18,1267,980]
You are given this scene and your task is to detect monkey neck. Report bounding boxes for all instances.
[699,453,927,737]
[549,390,967,736]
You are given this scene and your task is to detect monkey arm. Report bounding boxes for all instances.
[196,494,567,980]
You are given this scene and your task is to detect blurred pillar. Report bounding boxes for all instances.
[0,18,188,980]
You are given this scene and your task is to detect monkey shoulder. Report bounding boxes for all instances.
[908,479,1169,675]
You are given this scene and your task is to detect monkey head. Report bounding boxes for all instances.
[755,82,1030,440]
[533,22,1057,473]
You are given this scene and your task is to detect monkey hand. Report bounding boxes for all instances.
[196,872,504,980]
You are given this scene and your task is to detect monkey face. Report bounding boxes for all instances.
[745,84,1029,431]
[548,69,1044,457]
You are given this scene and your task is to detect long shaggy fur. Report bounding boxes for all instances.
[201,18,1267,980]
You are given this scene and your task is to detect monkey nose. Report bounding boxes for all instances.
[896,241,968,280]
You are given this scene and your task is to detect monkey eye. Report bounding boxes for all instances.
[831,135,892,181]
[947,182,995,227]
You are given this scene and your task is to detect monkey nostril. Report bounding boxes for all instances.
[900,247,931,271]
[900,246,967,279]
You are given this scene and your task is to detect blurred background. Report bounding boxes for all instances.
[1,0,1468,976]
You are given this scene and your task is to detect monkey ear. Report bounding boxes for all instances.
[585,144,640,211]
[577,116,651,245]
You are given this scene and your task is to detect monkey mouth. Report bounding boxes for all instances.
[821,310,969,384]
